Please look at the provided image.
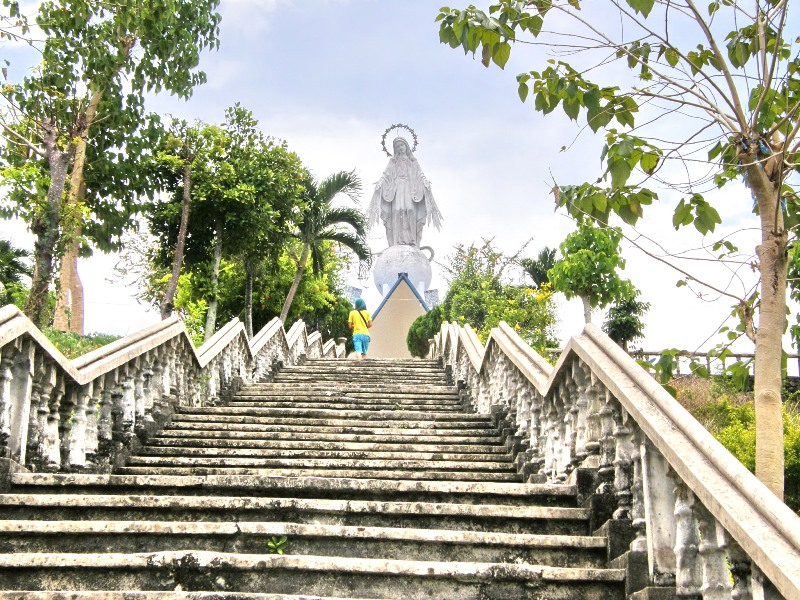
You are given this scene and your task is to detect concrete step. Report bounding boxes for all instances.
[227,400,463,411]
[230,393,461,403]
[0,494,588,534]
[0,551,626,599]
[229,391,463,411]
[174,408,481,422]
[138,447,512,462]
[0,593,383,600]
[167,415,496,431]
[0,520,607,566]
[144,438,508,454]
[264,381,450,390]
[280,363,443,371]
[150,430,505,445]
[123,455,518,472]
[8,474,574,504]
[268,375,449,384]
[161,422,500,438]
[114,467,523,482]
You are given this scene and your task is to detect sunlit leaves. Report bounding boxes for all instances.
[549,222,632,313]
[554,182,657,226]
[600,132,662,189]
[672,193,721,235]
[624,0,655,17]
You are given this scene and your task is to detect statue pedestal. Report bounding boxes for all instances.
[373,245,432,296]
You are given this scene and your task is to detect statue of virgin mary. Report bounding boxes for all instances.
[366,137,443,247]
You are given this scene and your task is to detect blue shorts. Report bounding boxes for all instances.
[353,333,370,355]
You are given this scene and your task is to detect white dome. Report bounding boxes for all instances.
[373,245,432,296]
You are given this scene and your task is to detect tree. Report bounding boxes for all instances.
[548,223,632,324]
[603,288,651,351]
[520,246,557,289]
[146,107,307,339]
[0,0,221,331]
[439,239,559,351]
[279,171,370,323]
[438,0,799,497]
[0,238,30,286]
[155,119,225,320]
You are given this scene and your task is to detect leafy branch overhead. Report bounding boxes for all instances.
[437,1,799,232]
[437,0,798,496]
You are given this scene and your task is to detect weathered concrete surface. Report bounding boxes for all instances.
[0,357,626,598]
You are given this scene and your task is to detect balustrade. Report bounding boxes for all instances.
[431,320,800,599]
[0,306,345,476]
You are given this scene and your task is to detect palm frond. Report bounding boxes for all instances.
[309,244,326,276]
[321,230,372,262]
[324,206,368,235]
[315,170,363,205]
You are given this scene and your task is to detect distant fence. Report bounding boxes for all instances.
[545,348,800,379]
[636,351,800,379]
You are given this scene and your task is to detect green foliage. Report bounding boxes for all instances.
[42,328,121,359]
[3,282,55,324]
[440,240,558,352]
[302,294,354,353]
[266,535,288,555]
[689,398,800,512]
[1,0,222,325]
[0,238,31,285]
[147,105,309,334]
[603,288,650,351]
[788,243,800,352]
[407,305,443,358]
[519,246,556,289]
[279,169,370,321]
[548,222,632,314]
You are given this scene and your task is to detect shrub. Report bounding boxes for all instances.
[407,305,443,358]
[680,386,800,512]
[43,328,122,359]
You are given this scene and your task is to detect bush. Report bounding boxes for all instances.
[679,386,800,512]
[407,305,443,358]
[43,328,121,359]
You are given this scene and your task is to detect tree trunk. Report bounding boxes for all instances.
[279,243,310,323]
[53,253,84,333]
[160,162,193,320]
[203,216,223,343]
[581,295,592,324]
[746,160,787,499]
[53,86,105,334]
[244,267,254,338]
[24,123,72,328]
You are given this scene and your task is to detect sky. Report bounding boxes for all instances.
[3,0,794,360]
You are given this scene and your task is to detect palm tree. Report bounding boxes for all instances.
[520,246,557,289]
[0,239,32,286]
[279,170,371,323]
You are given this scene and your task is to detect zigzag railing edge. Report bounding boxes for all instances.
[0,305,346,475]
[431,320,798,599]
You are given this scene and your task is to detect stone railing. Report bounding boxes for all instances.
[0,305,345,475]
[431,321,800,599]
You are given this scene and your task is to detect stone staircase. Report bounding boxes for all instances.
[0,358,626,599]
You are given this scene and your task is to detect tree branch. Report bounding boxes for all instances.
[683,0,749,131]
[750,1,788,130]
[0,121,45,158]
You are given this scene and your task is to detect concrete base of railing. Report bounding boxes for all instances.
[0,458,28,492]
[629,588,680,599]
